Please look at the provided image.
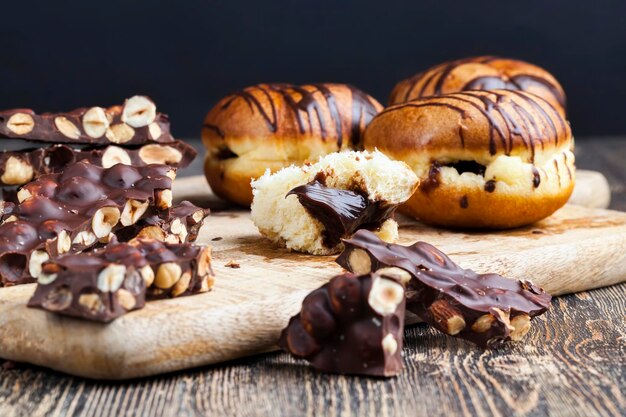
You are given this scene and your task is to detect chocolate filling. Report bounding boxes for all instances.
[421,160,487,193]
[286,180,396,248]
[215,147,238,160]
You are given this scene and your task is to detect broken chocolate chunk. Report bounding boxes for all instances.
[279,270,406,377]
[336,230,552,347]
[28,238,215,322]
[286,180,396,247]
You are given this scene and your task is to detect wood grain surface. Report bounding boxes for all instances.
[0,137,625,417]
[1,179,625,379]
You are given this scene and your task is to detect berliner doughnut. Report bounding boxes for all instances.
[250,150,419,255]
[389,56,566,115]
[363,89,575,229]
[202,83,383,206]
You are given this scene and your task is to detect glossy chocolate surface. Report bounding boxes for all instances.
[287,179,396,247]
[336,230,552,347]
[279,272,405,377]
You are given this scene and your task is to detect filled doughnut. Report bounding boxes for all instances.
[202,83,383,206]
[363,89,574,229]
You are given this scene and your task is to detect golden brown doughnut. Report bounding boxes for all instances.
[363,89,575,229]
[202,83,383,206]
[389,56,566,115]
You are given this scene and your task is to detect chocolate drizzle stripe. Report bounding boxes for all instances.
[203,123,225,139]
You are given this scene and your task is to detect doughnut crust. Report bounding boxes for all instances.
[250,151,419,255]
[202,83,383,206]
[389,56,566,115]
[363,89,575,229]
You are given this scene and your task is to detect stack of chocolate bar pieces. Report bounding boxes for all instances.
[0,97,214,322]
[0,95,196,190]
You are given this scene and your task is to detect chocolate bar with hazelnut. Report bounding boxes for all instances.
[114,201,210,244]
[0,161,174,286]
[27,238,215,322]
[336,230,552,347]
[0,96,174,146]
[279,269,407,377]
[0,141,196,186]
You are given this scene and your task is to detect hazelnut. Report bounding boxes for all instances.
[6,113,34,135]
[82,107,109,138]
[121,96,156,128]
[54,116,81,139]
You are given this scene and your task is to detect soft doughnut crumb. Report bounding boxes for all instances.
[251,150,418,255]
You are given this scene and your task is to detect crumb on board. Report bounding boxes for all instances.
[225,260,240,269]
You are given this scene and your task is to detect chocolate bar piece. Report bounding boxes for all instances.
[0,161,174,286]
[114,201,209,244]
[336,230,552,347]
[28,238,215,322]
[0,141,196,186]
[279,269,406,377]
[286,179,397,247]
[0,96,174,146]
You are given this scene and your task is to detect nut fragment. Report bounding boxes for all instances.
[155,262,182,289]
[17,188,32,203]
[42,286,73,311]
[198,274,214,293]
[92,206,121,238]
[197,246,213,276]
[6,113,34,135]
[136,225,166,241]
[169,218,188,242]
[368,277,404,316]
[429,299,466,335]
[192,210,205,224]
[381,333,398,355]
[121,199,149,226]
[472,313,496,333]
[117,289,137,310]
[54,116,81,139]
[138,144,183,164]
[510,314,532,341]
[225,260,240,268]
[148,122,162,139]
[155,189,173,210]
[1,156,34,185]
[165,169,176,181]
[82,107,109,138]
[140,265,155,287]
[122,96,157,128]
[56,230,72,254]
[101,146,131,168]
[72,230,97,247]
[97,264,126,292]
[78,293,106,314]
[348,249,372,275]
[29,250,50,278]
[171,271,191,297]
[376,267,412,285]
[106,123,135,144]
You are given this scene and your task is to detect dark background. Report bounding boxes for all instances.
[1,1,625,138]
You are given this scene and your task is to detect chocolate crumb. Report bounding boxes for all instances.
[211,237,223,241]
[460,195,469,209]
[484,180,496,193]
[531,230,543,235]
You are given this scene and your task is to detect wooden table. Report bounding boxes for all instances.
[1,138,624,417]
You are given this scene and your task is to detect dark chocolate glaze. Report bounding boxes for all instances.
[0,141,196,186]
[286,180,396,248]
[279,272,405,377]
[449,160,486,176]
[28,239,214,322]
[382,90,566,163]
[336,230,552,347]
[0,103,174,146]
[219,84,380,149]
[0,161,173,286]
[395,56,566,113]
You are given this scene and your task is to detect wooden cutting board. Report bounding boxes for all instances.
[0,171,624,380]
